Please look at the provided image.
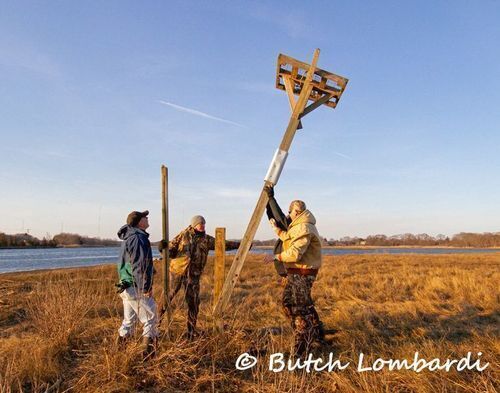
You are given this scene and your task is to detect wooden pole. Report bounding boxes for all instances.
[213,49,320,318]
[161,165,171,336]
[213,228,226,308]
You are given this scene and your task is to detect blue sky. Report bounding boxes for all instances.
[1,1,499,241]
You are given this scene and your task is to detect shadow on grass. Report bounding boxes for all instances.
[358,306,499,349]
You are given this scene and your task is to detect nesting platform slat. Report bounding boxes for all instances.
[275,53,348,109]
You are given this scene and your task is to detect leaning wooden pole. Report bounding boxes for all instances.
[213,49,320,318]
[161,165,172,336]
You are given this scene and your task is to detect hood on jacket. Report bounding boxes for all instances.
[117,224,149,240]
[289,209,316,228]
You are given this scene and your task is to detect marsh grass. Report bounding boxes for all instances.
[0,254,498,392]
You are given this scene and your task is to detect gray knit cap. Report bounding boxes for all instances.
[190,215,206,227]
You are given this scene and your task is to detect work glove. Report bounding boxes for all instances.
[158,240,168,252]
[264,184,274,198]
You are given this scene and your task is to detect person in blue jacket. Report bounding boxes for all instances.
[116,210,157,359]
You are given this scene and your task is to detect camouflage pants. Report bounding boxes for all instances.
[282,274,323,355]
[170,269,201,336]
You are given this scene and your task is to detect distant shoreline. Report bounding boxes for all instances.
[0,244,120,250]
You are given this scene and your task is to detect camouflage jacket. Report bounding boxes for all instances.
[168,226,239,274]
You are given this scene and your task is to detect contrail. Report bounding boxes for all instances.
[334,151,353,160]
[158,100,244,127]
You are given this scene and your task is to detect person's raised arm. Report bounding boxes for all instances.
[264,185,288,231]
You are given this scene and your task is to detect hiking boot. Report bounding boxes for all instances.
[317,322,326,341]
[142,336,156,361]
[185,327,201,341]
[310,338,328,353]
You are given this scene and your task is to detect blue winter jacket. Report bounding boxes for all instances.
[117,225,153,293]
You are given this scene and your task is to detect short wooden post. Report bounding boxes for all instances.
[212,228,226,331]
[161,165,171,337]
[214,227,226,309]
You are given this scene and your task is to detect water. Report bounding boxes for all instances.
[0,247,130,274]
[0,247,498,274]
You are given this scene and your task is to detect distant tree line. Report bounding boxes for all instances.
[52,233,120,247]
[324,232,500,247]
[0,232,120,248]
[252,233,500,247]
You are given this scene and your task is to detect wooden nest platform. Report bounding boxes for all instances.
[276,53,348,109]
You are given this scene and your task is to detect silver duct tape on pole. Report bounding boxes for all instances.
[264,149,288,185]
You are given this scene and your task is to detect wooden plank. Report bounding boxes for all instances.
[300,93,334,119]
[283,76,303,130]
[213,49,321,318]
[319,76,327,89]
[214,227,226,309]
[276,52,348,110]
[283,75,297,109]
[161,165,171,337]
[277,53,348,89]
[279,76,341,96]
[277,77,342,110]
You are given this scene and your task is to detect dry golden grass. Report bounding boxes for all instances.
[0,253,499,392]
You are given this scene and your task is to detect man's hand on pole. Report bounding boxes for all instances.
[264,184,274,198]
[158,239,168,253]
